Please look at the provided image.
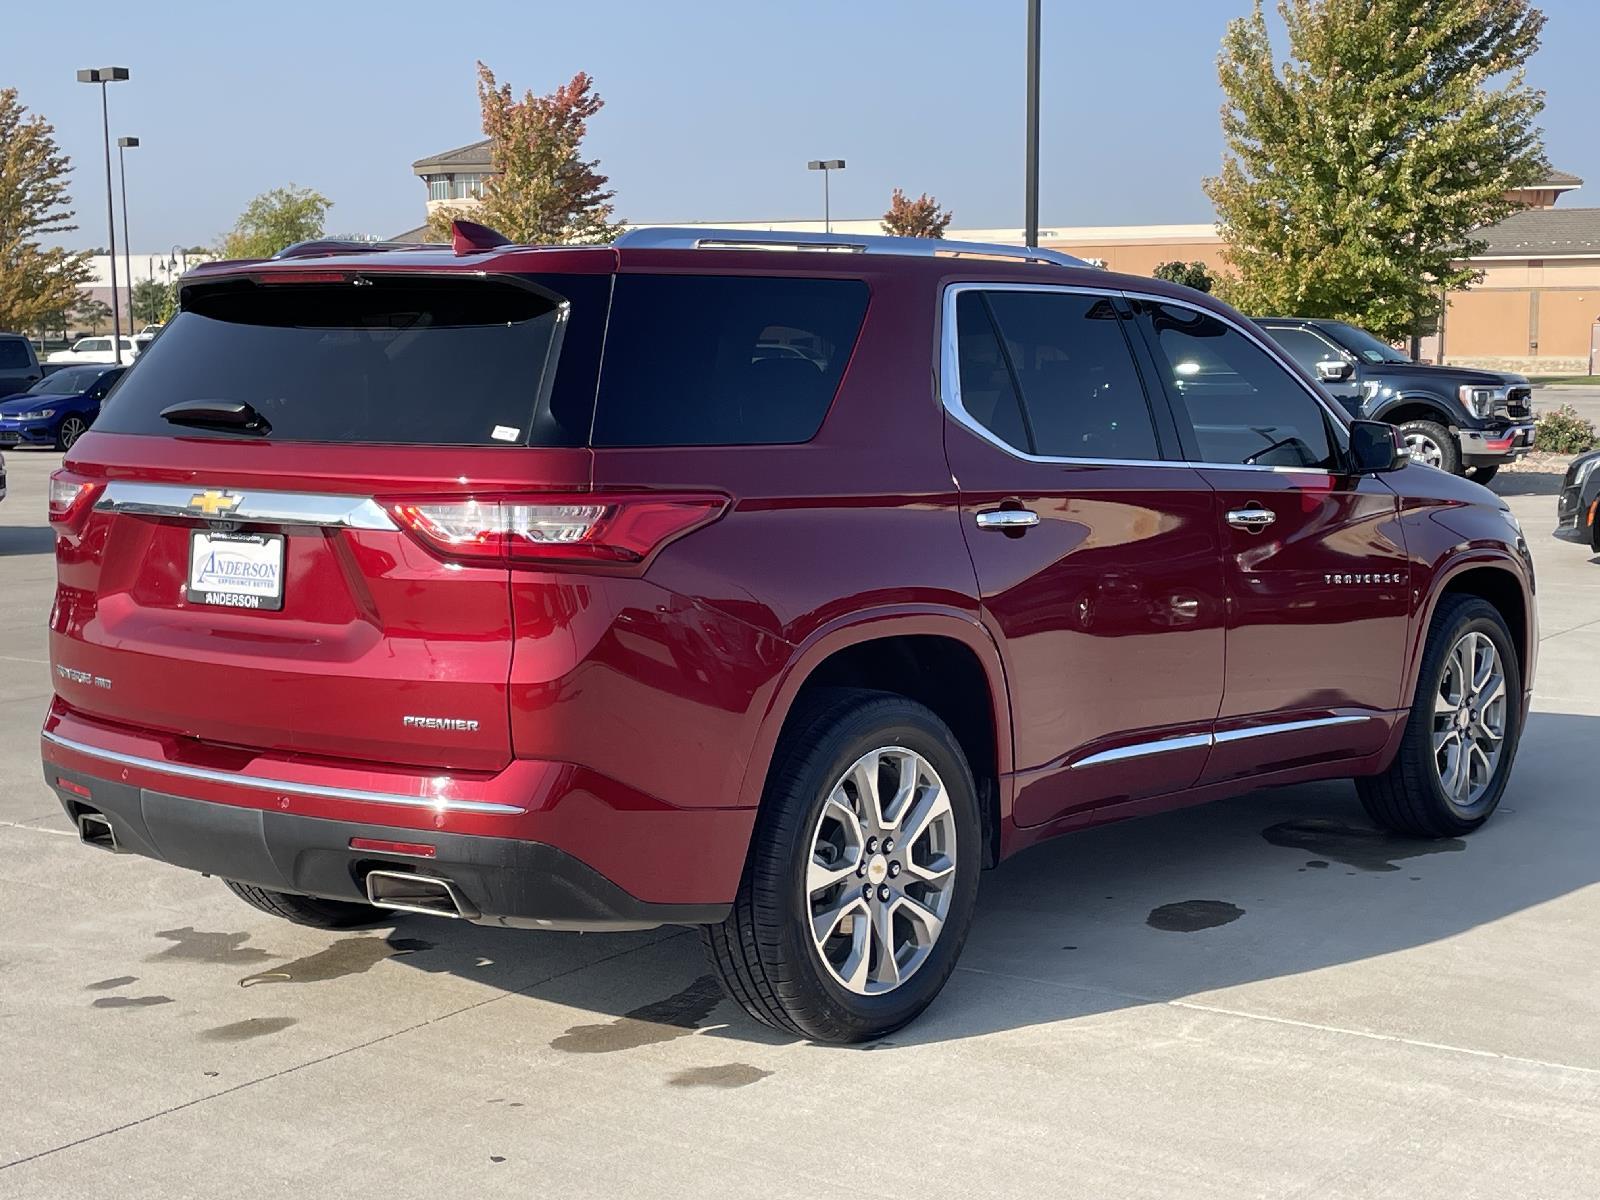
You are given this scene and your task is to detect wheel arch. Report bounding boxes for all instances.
[1374,394,1457,429]
[1408,555,1533,711]
[736,610,1013,868]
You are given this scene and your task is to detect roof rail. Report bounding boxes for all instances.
[270,239,438,260]
[613,226,1089,269]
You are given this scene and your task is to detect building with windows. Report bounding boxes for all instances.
[395,142,1598,374]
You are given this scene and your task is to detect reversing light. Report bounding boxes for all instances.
[385,494,727,567]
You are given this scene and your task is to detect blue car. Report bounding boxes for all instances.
[0,364,124,451]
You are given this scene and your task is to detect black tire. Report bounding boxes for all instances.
[702,688,982,1043]
[1463,464,1500,486]
[222,879,391,929]
[57,416,88,451]
[1398,419,1460,475]
[1356,595,1522,837]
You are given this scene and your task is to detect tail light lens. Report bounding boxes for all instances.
[47,471,101,526]
[385,494,727,566]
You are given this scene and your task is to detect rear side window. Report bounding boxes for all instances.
[591,275,868,446]
[953,288,1160,461]
[1264,326,1343,375]
[0,339,30,368]
[1143,303,1337,470]
[91,273,610,447]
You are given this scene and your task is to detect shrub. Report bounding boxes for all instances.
[1533,405,1599,454]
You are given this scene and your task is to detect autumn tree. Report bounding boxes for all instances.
[221,185,332,259]
[1205,0,1547,341]
[1152,260,1217,293]
[430,64,620,245]
[881,188,953,239]
[0,89,93,332]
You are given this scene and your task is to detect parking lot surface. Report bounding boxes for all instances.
[3,439,1598,1198]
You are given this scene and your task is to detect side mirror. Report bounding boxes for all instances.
[1348,419,1406,474]
[1316,359,1354,383]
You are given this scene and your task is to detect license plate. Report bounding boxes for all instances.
[186,531,285,611]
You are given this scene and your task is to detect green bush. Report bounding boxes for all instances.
[1533,405,1599,454]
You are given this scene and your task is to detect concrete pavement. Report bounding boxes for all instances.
[1,446,1598,1198]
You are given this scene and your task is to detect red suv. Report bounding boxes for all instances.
[42,226,1535,1042]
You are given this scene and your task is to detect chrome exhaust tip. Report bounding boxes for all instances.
[363,869,473,919]
[77,812,119,852]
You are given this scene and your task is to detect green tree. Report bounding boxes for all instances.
[1204,0,1547,341]
[429,64,620,245]
[72,296,111,334]
[0,88,94,332]
[221,185,332,259]
[881,188,953,239]
[130,278,171,325]
[1152,260,1217,293]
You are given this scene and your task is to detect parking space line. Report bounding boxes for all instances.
[0,655,48,666]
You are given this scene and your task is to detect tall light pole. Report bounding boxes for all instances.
[807,159,846,233]
[117,136,139,331]
[76,67,130,364]
[1024,0,1041,248]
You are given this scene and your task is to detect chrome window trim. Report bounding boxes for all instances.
[1070,714,1375,769]
[615,226,1089,269]
[939,282,1353,475]
[95,481,398,530]
[42,730,525,815]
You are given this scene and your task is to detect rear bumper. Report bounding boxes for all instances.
[46,765,727,930]
[40,700,752,926]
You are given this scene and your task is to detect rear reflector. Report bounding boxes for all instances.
[349,837,437,859]
[57,777,92,799]
[386,494,726,566]
[47,471,100,526]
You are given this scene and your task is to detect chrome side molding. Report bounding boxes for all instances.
[1072,715,1375,770]
[95,482,398,530]
[41,731,524,815]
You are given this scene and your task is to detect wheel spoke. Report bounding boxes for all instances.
[1433,728,1460,757]
[904,852,955,886]
[1469,635,1496,693]
[869,900,900,989]
[822,791,864,851]
[849,753,886,832]
[812,893,865,947]
[896,780,952,848]
[840,911,871,992]
[1441,736,1469,801]
[807,852,859,898]
[891,893,944,946]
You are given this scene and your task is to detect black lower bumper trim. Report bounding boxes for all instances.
[45,765,730,931]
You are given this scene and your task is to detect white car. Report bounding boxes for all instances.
[47,336,139,365]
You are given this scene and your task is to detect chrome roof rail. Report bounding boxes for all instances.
[613,226,1089,268]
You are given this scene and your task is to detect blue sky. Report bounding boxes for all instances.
[12,0,1599,249]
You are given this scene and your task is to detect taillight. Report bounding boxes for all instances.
[47,471,100,526]
[385,494,727,566]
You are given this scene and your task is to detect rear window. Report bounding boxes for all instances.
[591,274,868,446]
[91,273,610,446]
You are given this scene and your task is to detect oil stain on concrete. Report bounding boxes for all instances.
[149,928,276,966]
[239,936,432,987]
[668,1063,772,1089]
[86,976,138,990]
[1146,900,1245,933]
[200,1016,298,1041]
[1262,819,1465,872]
[552,975,726,1054]
[92,995,173,1009]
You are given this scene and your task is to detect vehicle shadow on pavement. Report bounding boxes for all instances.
[0,526,56,557]
[378,709,1599,1049]
[1491,469,1564,498]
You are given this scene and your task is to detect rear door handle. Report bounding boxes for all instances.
[975,509,1040,531]
[1225,506,1277,533]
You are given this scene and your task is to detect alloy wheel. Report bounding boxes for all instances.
[1404,431,1444,468]
[805,746,958,996]
[1432,630,1507,806]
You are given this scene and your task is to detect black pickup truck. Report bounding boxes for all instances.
[1258,317,1534,482]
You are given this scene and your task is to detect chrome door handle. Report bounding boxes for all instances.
[1225,506,1277,533]
[975,509,1040,531]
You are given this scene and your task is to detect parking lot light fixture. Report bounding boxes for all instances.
[76,67,131,364]
[117,137,139,333]
[807,159,846,233]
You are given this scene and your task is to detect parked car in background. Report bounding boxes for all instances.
[1258,317,1533,482]
[1556,450,1600,551]
[0,333,45,399]
[42,227,1535,1043]
[47,336,139,365]
[0,365,124,450]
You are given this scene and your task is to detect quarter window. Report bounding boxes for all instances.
[1265,326,1344,377]
[953,289,1160,461]
[1145,304,1337,470]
